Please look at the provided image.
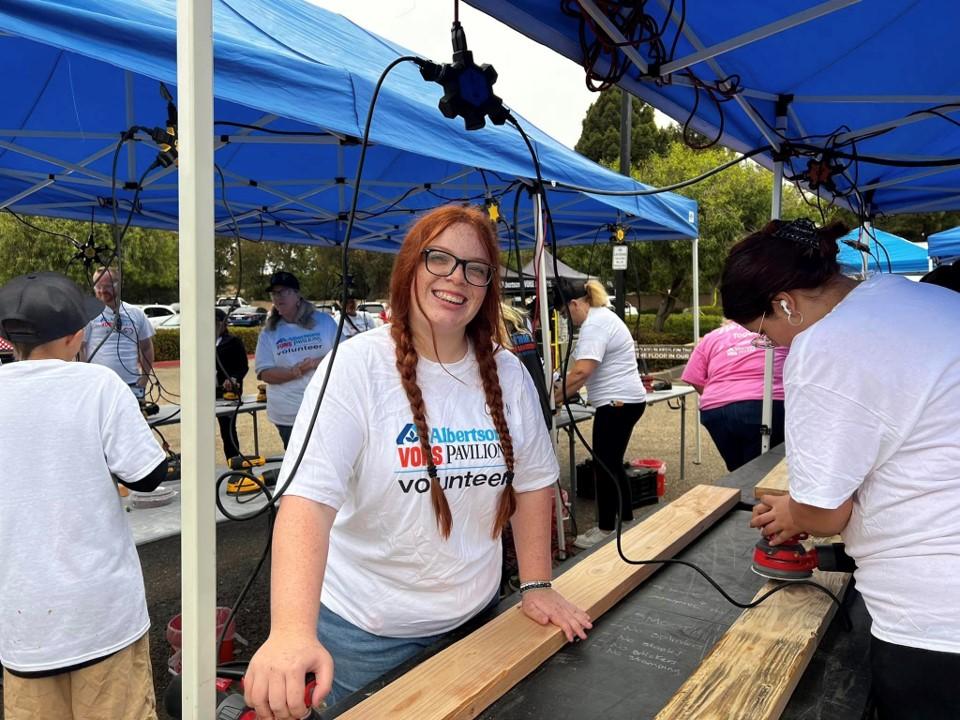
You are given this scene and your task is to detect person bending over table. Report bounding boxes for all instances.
[254,271,337,449]
[243,206,591,718]
[215,308,249,461]
[681,320,789,471]
[721,218,960,720]
[553,279,646,550]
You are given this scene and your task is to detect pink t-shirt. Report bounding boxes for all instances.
[681,322,788,411]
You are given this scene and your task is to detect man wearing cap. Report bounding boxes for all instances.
[255,271,338,448]
[0,272,167,719]
[82,266,156,396]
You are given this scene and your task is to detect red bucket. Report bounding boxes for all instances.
[630,458,666,496]
[166,607,236,673]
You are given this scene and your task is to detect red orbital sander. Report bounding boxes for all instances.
[752,534,856,581]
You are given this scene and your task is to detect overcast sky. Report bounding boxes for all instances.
[308,0,597,148]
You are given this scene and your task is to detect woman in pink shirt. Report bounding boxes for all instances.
[681,321,788,470]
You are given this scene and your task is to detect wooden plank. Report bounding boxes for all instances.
[338,484,740,720]
[754,458,789,498]
[655,568,851,720]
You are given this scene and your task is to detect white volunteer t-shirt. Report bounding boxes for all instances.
[785,274,960,654]
[282,325,559,638]
[84,301,155,385]
[255,311,338,425]
[573,306,646,407]
[0,360,165,671]
[340,311,380,339]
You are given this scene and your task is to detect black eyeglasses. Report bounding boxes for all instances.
[421,248,495,287]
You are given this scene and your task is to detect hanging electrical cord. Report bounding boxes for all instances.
[560,0,740,148]
[209,54,429,662]
[505,110,852,625]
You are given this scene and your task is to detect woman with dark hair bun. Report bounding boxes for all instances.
[721,217,960,719]
[243,205,591,718]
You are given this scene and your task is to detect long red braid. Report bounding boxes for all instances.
[389,206,516,540]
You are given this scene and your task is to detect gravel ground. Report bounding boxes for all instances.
[135,367,730,716]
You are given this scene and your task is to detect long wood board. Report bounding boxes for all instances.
[338,484,740,720]
[754,458,789,498]
[655,568,851,720]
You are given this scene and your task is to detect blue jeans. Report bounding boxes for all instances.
[700,399,785,471]
[318,595,498,706]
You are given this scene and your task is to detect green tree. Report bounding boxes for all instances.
[635,144,801,330]
[634,144,828,331]
[575,88,672,168]
[833,209,960,245]
[0,212,179,302]
[214,236,396,303]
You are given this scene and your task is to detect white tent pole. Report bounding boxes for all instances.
[691,235,700,343]
[691,234,701,463]
[533,192,564,557]
[763,109,788,455]
[124,71,137,182]
[860,221,872,277]
[176,0,217,716]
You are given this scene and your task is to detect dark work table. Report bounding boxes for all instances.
[328,448,873,719]
[476,508,871,719]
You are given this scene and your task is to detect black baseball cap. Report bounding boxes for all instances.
[266,271,299,293]
[0,272,104,343]
[550,278,586,310]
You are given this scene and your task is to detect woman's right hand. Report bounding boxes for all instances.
[243,632,333,720]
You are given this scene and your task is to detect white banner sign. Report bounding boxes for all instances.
[612,245,628,270]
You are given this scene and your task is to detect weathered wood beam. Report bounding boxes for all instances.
[655,568,850,720]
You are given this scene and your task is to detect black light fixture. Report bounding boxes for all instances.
[420,22,508,132]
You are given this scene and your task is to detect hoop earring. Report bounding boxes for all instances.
[787,311,804,327]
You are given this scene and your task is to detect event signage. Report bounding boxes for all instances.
[636,344,693,361]
[612,245,628,270]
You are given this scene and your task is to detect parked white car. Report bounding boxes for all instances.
[154,313,181,329]
[138,304,179,328]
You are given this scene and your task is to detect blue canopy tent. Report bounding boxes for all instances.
[927,227,960,262]
[465,0,960,460]
[0,3,703,709]
[0,0,698,249]
[838,227,929,275]
[465,1,960,218]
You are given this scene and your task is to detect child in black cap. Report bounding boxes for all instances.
[0,272,167,720]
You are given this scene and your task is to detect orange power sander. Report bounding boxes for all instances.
[752,534,856,581]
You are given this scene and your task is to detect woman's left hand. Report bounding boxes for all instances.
[521,588,592,642]
[750,493,803,545]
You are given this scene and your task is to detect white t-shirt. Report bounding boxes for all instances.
[340,311,380,339]
[785,274,960,654]
[282,325,559,637]
[573,306,646,407]
[84,302,155,385]
[255,311,338,425]
[0,360,166,671]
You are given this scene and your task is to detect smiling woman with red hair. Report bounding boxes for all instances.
[244,205,591,718]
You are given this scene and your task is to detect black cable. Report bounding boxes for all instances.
[211,57,425,654]
[506,111,852,627]
[213,474,276,660]
[552,146,768,196]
